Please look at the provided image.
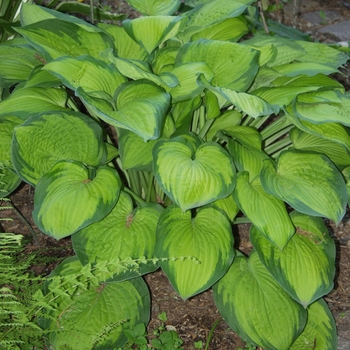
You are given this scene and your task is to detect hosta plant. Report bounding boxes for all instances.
[0,0,349,348]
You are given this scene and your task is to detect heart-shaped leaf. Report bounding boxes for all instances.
[251,211,336,307]
[234,172,295,249]
[42,256,150,349]
[44,55,127,96]
[12,111,106,186]
[261,149,348,224]
[72,191,162,281]
[33,160,121,239]
[290,298,337,349]
[123,16,185,54]
[153,135,236,211]
[213,251,307,349]
[155,205,234,299]
[176,39,259,91]
[126,0,181,15]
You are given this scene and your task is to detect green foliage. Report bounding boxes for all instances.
[0,0,349,348]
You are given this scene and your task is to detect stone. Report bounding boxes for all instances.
[318,21,350,41]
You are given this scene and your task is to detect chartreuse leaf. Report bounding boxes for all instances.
[0,43,43,87]
[290,298,337,349]
[212,192,239,222]
[98,23,148,60]
[252,211,335,306]
[207,110,242,140]
[155,205,234,300]
[43,256,150,349]
[190,17,248,42]
[15,19,113,62]
[176,39,259,91]
[342,166,350,206]
[126,0,181,15]
[291,90,350,126]
[213,251,307,349]
[24,65,62,88]
[273,62,339,76]
[153,135,236,211]
[122,16,185,54]
[20,2,102,32]
[72,191,162,281]
[33,160,121,239]
[44,55,127,96]
[261,149,347,224]
[119,115,175,171]
[290,127,350,170]
[234,172,294,249]
[0,87,67,119]
[0,116,22,197]
[180,0,255,41]
[11,111,106,186]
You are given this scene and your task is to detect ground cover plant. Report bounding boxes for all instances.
[0,0,350,348]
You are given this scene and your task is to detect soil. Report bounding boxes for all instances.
[1,1,350,349]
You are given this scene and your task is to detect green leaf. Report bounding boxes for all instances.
[190,17,248,42]
[155,205,234,300]
[43,256,150,349]
[24,65,62,88]
[72,191,162,281]
[44,55,127,96]
[251,211,336,307]
[290,127,350,170]
[176,39,259,91]
[0,87,67,119]
[207,110,242,140]
[11,111,106,186]
[290,298,337,349]
[0,43,43,87]
[98,23,148,61]
[20,3,102,32]
[213,251,307,349]
[234,172,295,249]
[126,0,181,15]
[15,19,113,62]
[33,160,121,239]
[260,149,348,224]
[153,135,236,211]
[212,192,239,222]
[273,62,339,77]
[122,16,186,54]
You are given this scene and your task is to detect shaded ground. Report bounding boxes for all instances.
[1,1,350,349]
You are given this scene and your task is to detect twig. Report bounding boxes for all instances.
[258,1,270,34]
[275,0,282,23]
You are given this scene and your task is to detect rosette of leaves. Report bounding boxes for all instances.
[1,0,349,347]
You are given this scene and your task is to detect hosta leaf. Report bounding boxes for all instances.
[0,43,43,87]
[24,65,62,88]
[0,167,22,198]
[292,90,350,126]
[20,3,101,32]
[33,160,121,239]
[98,23,148,60]
[126,0,181,15]
[290,298,337,349]
[234,172,295,249]
[210,86,279,117]
[180,0,255,40]
[290,127,350,170]
[213,251,307,349]
[72,191,162,281]
[296,40,349,69]
[342,166,350,206]
[207,110,242,140]
[155,205,234,299]
[167,62,214,102]
[119,115,175,171]
[176,39,259,91]
[122,16,185,54]
[153,135,236,211]
[0,87,67,119]
[43,256,150,349]
[152,46,179,74]
[260,149,347,224]
[190,17,248,42]
[243,35,305,67]
[274,62,339,77]
[44,55,127,96]
[11,111,106,186]
[212,192,239,222]
[15,19,113,62]
[251,211,335,307]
